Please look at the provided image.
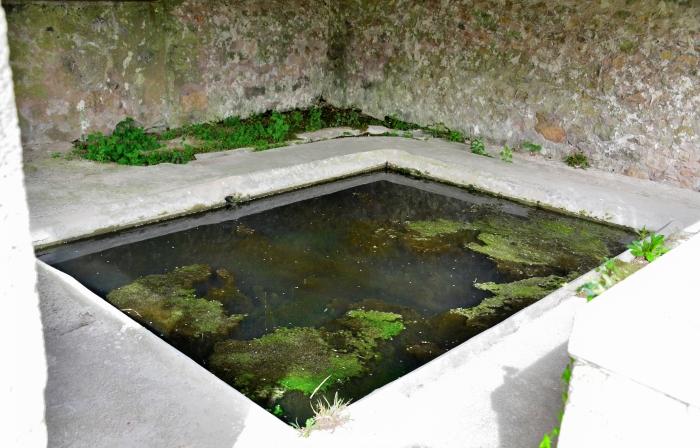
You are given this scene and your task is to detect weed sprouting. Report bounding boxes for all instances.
[448,130,465,142]
[521,141,542,153]
[74,117,194,166]
[500,144,513,163]
[564,151,589,169]
[292,392,351,437]
[628,228,669,262]
[470,137,488,156]
[539,358,574,448]
[307,107,324,131]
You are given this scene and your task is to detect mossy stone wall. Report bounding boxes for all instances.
[4,0,700,190]
[4,0,328,144]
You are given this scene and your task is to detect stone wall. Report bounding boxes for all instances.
[326,0,700,190]
[5,0,328,144]
[4,0,700,190]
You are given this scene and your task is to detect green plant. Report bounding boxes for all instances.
[266,111,290,143]
[448,130,465,142]
[272,404,284,417]
[521,141,542,153]
[50,151,62,159]
[470,137,488,156]
[76,117,194,166]
[500,144,513,163]
[307,107,324,131]
[384,115,420,131]
[292,392,351,437]
[539,359,573,448]
[628,228,669,262]
[564,151,589,169]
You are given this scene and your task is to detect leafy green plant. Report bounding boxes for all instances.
[564,151,589,169]
[628,228,669,262]
[307,107,324,131]
[500,144,513,163]
[521,141,542,153]
[470,137,488,156]
[76,117,194,166]
[266,112,290,143]
[448,130,465,142]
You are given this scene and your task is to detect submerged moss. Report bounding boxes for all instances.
[451,275,568,321]
[406,219,471,238]
[465,214,625,274]
[209,327,363,399]
[402,218,473,253]
[106,264,245,338]
[209,308,406,400]
[344,309,405,340]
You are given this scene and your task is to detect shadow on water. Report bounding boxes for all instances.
[490,343,569,448]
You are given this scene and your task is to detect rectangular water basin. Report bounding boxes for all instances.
[38,172,634,425]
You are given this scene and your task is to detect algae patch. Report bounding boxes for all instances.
[106,264,246,338]
[451,275,569,321]
[465,214,625,274]
[208,309,405,400]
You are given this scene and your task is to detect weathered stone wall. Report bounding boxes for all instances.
[4,0,328,144]
[326,0,700,190]
[5,0,700,190]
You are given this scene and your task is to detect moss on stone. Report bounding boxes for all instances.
[451,275,568,321]
[209,327,363,399]
[106,264,245,338]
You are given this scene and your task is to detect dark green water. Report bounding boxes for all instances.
[41,173,633,424]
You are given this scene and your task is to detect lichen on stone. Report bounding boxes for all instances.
[451,275,569,321]
[106,264,245,338]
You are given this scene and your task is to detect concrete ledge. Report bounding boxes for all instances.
[27,137,700,248]
[560,227,700,447]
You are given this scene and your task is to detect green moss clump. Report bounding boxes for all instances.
[451,275,568,321]
[344,309,405,340]
[107,264,245,338]
[465,214,624,274]
[406,219,472,238]
[209,327,363,399]
[208,308,406,400]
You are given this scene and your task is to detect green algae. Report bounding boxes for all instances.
[344,309,405,340]
[209,327,363,399]
[451,275,569,321]
[106,264,245,338]
[405,219,472,238]
[208,308,406,400]
[402,218,473,253]
[465,214,626,274]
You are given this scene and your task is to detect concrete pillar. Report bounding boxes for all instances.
[0,6,48,447]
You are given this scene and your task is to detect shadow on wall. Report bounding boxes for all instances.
[490,343,569,448]
[37,264,249,448]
